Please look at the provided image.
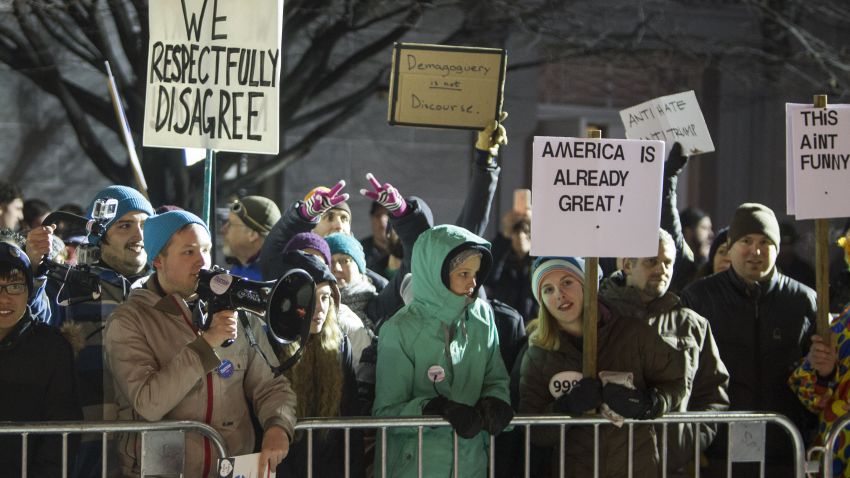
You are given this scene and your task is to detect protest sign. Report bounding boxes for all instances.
[143,0,283,154]
[530,137,664,257]
[217,453,276,477]
[786,103,850,219]
[619,90,714,156]
[388,43,506,130]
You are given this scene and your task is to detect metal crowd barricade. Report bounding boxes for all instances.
[820,413,850,478]
[295,411,806,478]
[0,420,228,478]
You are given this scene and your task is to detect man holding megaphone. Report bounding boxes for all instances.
[104,210,297,478]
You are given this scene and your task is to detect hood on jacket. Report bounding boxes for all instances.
[410,225,491,316]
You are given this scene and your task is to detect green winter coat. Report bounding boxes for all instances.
[373,225,511,478]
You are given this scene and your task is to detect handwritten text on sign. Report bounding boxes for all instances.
[530,137,664,258]
[619,90,714,156]
[388,43,505,129]
[144,0,283,154]
[787,104,850,219]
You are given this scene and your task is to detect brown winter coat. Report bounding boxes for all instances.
[600,272,730,475]
[519,304,686,478]
[104,276,297,477]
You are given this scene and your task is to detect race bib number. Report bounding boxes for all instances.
[548,371,583,398]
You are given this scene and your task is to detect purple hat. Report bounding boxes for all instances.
[283,232,331,266]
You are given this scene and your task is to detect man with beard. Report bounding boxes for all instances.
[221,196,280,281]
[599,229,729,477]
[26,185,154,477]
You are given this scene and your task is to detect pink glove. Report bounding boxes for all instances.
[300,180,349,221]
[360,173,407,217]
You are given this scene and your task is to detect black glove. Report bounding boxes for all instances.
[663,142,689,178]
[602,383,664,420]
[475,396,514,435]
[423,396,483,438]
[552,378,603,415]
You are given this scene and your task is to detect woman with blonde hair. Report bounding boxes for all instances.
[519,256,685,477]
[274,250,364,477]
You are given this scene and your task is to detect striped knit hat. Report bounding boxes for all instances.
[531,256,595,303]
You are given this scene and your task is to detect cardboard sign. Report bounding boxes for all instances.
[388,43,506,130]
[144,0,283,154]
[530,137,664,258]
[217,453,276,477]
[786,104,850,219]
[619,90,714,156]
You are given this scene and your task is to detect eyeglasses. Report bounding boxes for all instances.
[0,283,27,296]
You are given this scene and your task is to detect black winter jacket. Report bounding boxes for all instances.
[680,267,816,459]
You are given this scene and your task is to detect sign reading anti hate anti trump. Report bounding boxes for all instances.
[531,137,664,258]
[144,0,283,154]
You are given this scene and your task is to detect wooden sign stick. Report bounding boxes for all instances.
[582,129,602,378]
[813,94,831,338]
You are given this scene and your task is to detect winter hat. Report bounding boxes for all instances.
[143,211,209,265]
[281,249,340,308]
[728,202,780,247]
[304,187,351,217]
[0,242,33,298]
[531,256,600,303]
[86,186,154,245]
[706,227,730,274]
[231,196,280,234]
[284,232,332,266]
[325,233,366,274]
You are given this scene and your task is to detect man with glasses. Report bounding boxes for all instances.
[0,241,82,476]
[26,185,154,477]
[222,196,280,281]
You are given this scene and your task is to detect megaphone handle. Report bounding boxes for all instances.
[222,338,234,347]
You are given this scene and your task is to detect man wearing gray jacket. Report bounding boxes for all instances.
[105,210,297,477]
[600,228,730,477]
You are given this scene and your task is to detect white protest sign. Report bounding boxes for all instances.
[531,137,664,258]
[619,90,714,156]
[144,0,283,154]
[217,452,276,477]
[787,103,850,219]
[785,103,806,215]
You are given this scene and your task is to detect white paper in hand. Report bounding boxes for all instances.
[217,452,277,478]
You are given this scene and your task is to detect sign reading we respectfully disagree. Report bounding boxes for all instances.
[388,43,506,130]
[531,137,665,258]
[786,103,850,219]
[144,0,283,154]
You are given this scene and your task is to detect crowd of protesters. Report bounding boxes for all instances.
[0,112,849,478]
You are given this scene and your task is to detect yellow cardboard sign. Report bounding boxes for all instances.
[388,43,506,130]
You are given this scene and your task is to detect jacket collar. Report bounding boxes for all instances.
[145,273,192,316]
[599,271,679,320]
[726,265,779,298]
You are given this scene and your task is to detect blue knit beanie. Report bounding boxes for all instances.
[86,186,154,245]
[143,211,209,265]
[325,233,366,274]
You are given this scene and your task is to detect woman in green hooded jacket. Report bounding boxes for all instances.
[373,224,513,477]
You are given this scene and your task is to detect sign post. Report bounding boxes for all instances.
[813,94,831,337]
[582,130,601,378]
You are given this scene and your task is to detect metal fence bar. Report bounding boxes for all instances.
[294,412,805,478]
[694,424,700,478]
[559,424,565,478]
[101,432,107,478]
[822,412,850,478]
[628,422,634,478]
[418,426,423,478]
[661,423,668,478]
[344,427,350,478]
[489,432,495,478]
[307,428,313,478]
[0,420,228,478]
